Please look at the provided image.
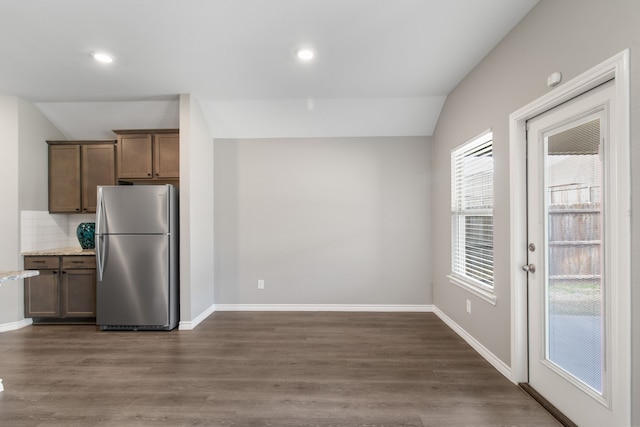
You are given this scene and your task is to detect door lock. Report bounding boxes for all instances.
[528,243,536,252]
[522,264,536,273]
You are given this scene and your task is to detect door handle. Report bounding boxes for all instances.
[96,187,104,235]
[96,235,105,281]
[95,186,105,282]
[522,264,536,273]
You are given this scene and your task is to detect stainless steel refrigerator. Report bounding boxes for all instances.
[95,184,178,331]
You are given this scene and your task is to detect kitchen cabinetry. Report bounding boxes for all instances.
[114,129,179,182]
[24,255,96,321]
[23,257,60,317]
[48,141,116,213]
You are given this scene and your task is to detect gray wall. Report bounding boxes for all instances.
[431,0,639,421]
[19,99,64,211]
[0,96,64,325]
[214,136,432,306]
[0,96,21,324]
[179,94,215,324]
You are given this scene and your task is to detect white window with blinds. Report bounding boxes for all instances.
[448,130,496,304]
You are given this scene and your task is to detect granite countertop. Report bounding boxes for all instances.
[0,270,40,284]
[22,247,95,256]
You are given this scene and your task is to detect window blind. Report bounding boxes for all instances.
[451,132,494,288]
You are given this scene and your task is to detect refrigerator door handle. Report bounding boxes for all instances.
[166,184,171,233]
[96,187,104,235]
[96,235,105,281]
[96,187,105,282]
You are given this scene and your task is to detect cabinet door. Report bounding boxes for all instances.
[81,144,115,212]
[117,134,153,179]
[49,145,81,213]
[61,269,96,317]
[24,270,60,317]
[153,133,180,178]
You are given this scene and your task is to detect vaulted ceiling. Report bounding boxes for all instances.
[0,0,538,139]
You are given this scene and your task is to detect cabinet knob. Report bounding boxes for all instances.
[75,208,81,212]
[148,173,152,177]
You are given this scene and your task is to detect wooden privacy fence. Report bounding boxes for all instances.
[548,184,600,283]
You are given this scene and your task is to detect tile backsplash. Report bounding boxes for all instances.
[21,211,96,253]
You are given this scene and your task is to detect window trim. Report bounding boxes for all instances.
[450,129,496,305]
[447,273,497,305]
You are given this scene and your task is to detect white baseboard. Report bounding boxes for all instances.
[433,306,513,382]
[178,303,215,330]
[214,304,434,312]
[0,318,33,333]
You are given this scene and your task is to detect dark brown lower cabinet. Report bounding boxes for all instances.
[24,269,60,317]
[61,269,96,317]
[24,255,96,321]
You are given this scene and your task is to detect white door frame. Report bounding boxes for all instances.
[508,50,630,424]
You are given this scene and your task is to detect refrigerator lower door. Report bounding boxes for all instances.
[97,234,172,330]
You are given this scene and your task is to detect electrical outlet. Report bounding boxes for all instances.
[257,279,265,290]
[466,299,471,314]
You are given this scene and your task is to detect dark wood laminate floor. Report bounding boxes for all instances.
[0,312,560,426]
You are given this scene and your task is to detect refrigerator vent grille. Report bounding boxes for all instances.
[99,325,173,331]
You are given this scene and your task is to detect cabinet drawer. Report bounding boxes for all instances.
[62,256,96,269]
[24,257,60,269]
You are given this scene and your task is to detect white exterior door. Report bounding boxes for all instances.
[525,81,626,427]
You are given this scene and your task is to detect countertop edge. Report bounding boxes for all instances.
[22,247,96,256]
[0,270,40,284]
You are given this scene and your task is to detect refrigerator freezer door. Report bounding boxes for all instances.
[97,234,171,328]
[97,185,171,235]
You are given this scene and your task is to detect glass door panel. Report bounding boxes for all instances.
[544,117,603,393]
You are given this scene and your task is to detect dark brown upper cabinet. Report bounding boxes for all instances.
[48,141,116,213]
[113,129,179,182]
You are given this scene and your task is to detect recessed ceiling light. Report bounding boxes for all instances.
[296,48,315,61]
[92,52,114,64]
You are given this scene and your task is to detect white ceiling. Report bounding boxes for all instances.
[0,0,538,139]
